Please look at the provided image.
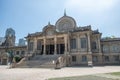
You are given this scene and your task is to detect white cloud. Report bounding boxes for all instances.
[65,0,118,12]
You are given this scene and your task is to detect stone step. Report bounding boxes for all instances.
[15,55,64,68]
[31,55,60,60]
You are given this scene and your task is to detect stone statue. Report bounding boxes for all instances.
[7,50,14,64]
[55,56,63,69]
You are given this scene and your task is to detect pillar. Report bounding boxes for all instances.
[87,33,92,66]
[77,34,80,51]
[64,36,67,54]
[43,38,46,55]
[87,33,91,53]
[54,36,57,55]
[67,33,70,52]
[34,38,37,52]
[27,39,29,54]
[98,54,103,65]
[98,35,101,53]
[33,38,37,55]
[87,54,93,66]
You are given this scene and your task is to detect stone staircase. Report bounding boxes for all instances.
[16,55,61,68]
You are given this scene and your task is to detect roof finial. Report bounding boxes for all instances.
[64,9,66,16]
[48,21,50,26]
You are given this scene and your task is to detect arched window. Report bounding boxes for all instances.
[80,38,87,48]
[21,51,25,55]
[82,55,87,62]
[102,45,109,53]
[37,39,42,50]
[92,42,97,50]
[28,42,33,51]
[70,38,76,49]
[93,56,98,62]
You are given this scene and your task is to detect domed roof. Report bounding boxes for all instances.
[55,14,76,32]
[42,22,55,32]
[42,22,56,36]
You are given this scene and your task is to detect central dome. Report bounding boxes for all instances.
[55,15,76,32]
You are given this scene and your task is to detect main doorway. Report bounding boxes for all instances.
[57,44,65,54]
[46,45,54,55]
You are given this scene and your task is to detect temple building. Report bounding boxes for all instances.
[0,13,120,67]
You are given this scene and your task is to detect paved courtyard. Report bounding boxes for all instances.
[0,66,120,80]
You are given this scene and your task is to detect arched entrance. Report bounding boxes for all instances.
[1,53,8,65]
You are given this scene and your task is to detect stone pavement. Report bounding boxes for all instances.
[0,66,120,80]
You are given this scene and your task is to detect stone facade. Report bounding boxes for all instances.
[25,14,120,66]
[0,46,27,65]
[0,13,120,67]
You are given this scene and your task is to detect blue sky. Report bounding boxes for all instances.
[0,0,120,43]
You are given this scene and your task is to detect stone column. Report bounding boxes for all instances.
[87,54,93,66]
[27,39,29,54]
[34,38,37,55]
[98,54,103,65]
[34,38,37,50]
[87,33,91,53]
[77,34,80,52]
[98,35,101,53]
[67,33,70,52]
[54,36,57,55]
[43,38,46,55]
[87,33,92,66]
[64,36,67,53]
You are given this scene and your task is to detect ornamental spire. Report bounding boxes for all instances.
[48,21,51,26]
[64,9,66,16]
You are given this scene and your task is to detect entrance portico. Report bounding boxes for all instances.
[33,35,68,55]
